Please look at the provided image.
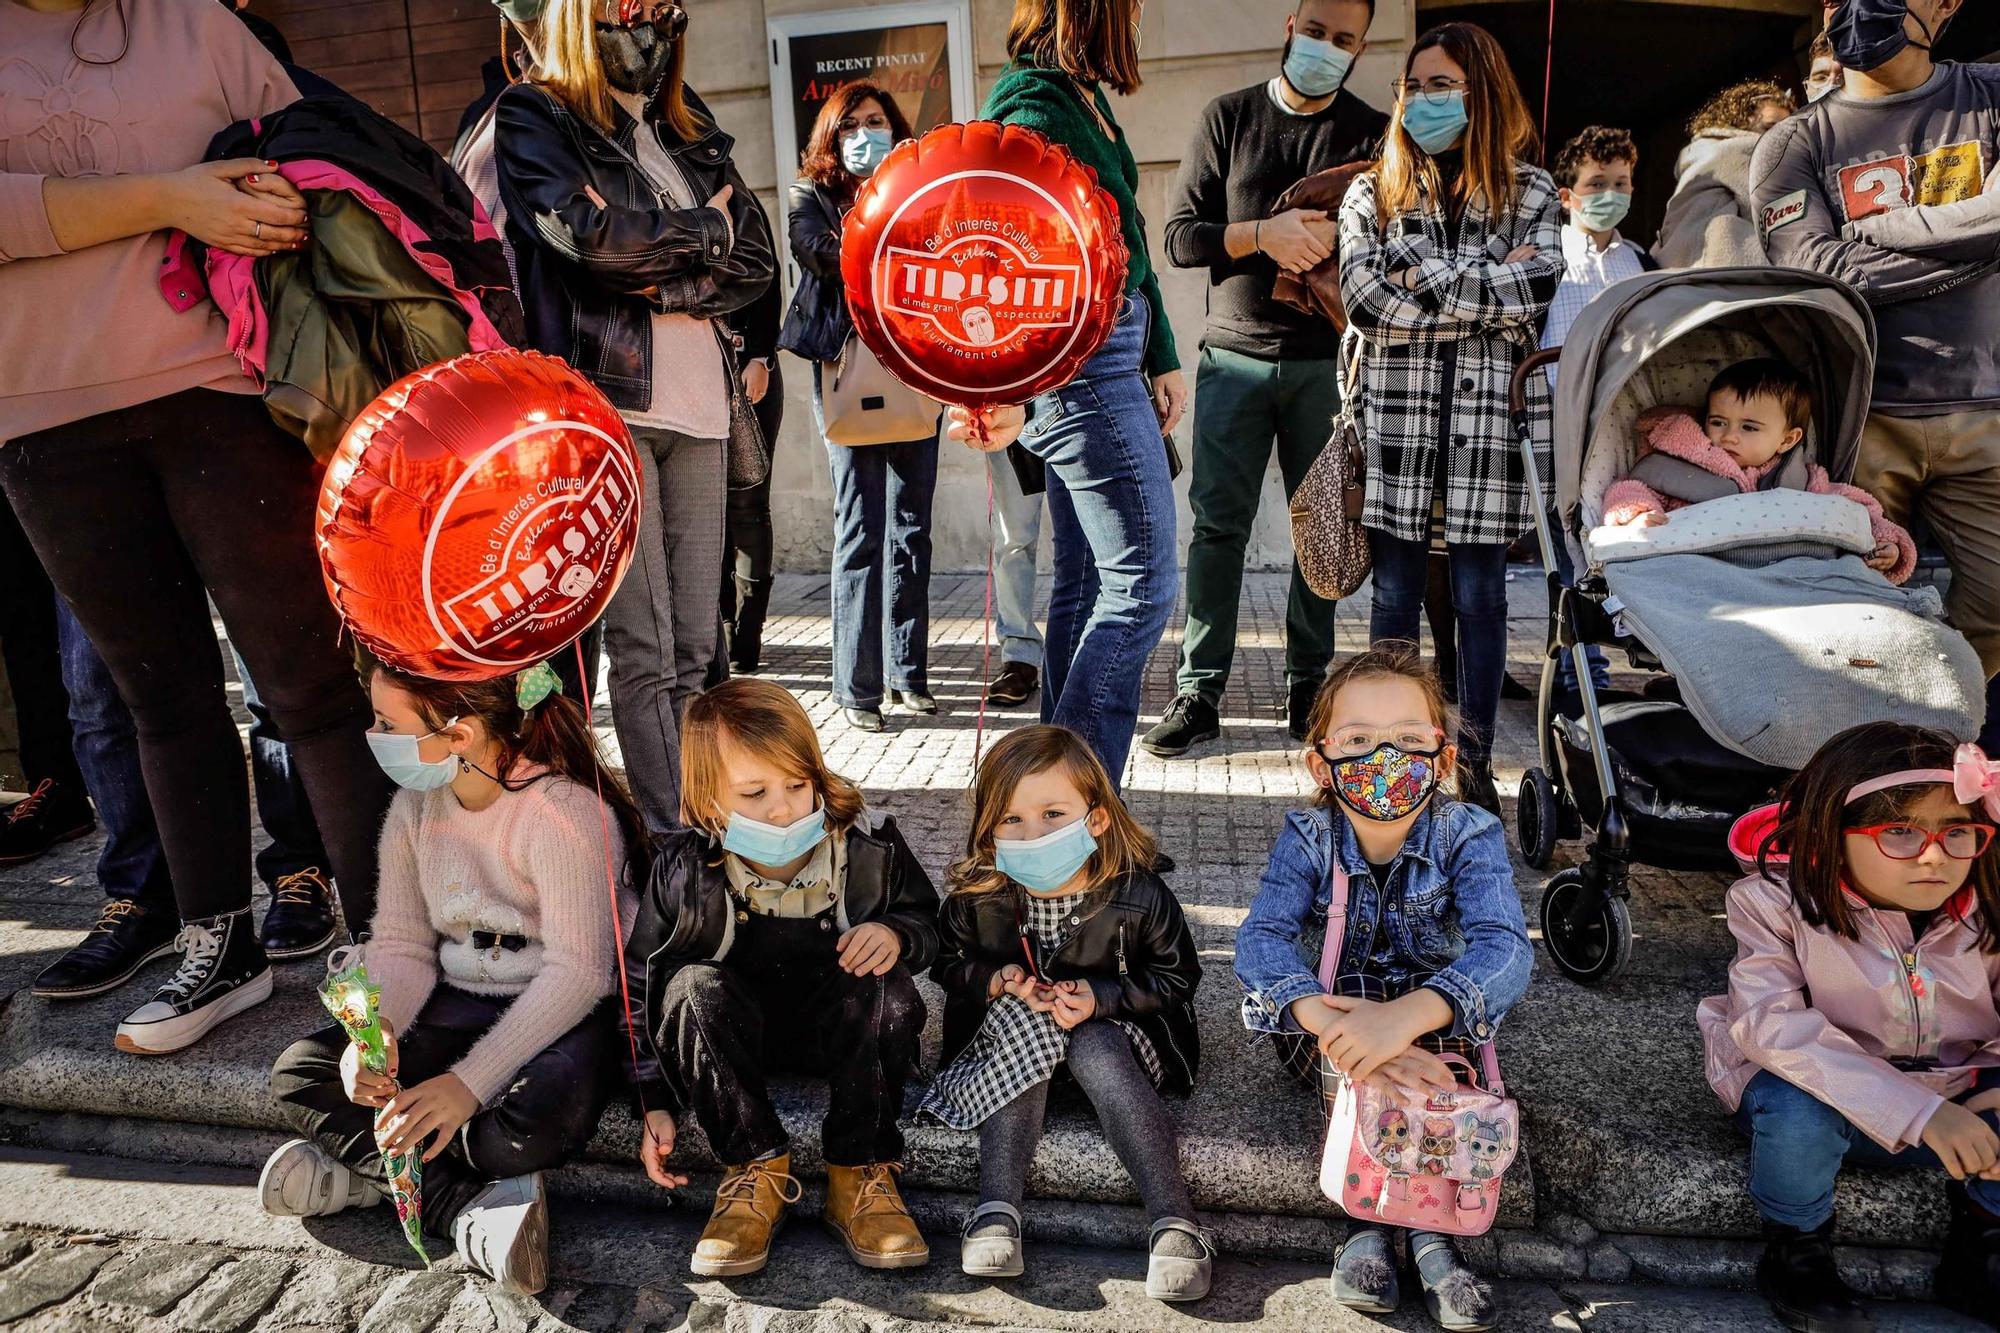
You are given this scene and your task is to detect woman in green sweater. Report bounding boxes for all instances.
[950,0,1184,792]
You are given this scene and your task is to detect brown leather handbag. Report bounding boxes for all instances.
[1290,342,1370,600]
[1268,160,1372,335]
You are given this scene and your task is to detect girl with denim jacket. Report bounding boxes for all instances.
[1236,646,1531,1333]
[1699,722,2000,1333]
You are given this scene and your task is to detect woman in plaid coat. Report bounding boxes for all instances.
[1338,22,1563,815]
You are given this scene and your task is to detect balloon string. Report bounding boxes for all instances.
[579,636,650,1121]
[1540,0,1557,163]
[975,466,995,778]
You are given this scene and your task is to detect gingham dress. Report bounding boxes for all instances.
[918,891,1163,1130]
[1336,163,1564,545]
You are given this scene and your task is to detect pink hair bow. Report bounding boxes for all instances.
[1952,743,2000,819]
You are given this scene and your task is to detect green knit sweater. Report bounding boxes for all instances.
[981,61,1179,377]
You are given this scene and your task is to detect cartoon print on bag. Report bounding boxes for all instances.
[1373,1109,1411,1170]
[1465,1114,1510,1182]
[1419,1116,1455,1175]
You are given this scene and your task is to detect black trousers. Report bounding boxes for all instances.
[270,985,616,1237]
[721,363,781,638]
[658,911,924,1167]
[0,493,84,795]
[0,390,392,927]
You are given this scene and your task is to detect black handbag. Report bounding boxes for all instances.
[715,326,769,491]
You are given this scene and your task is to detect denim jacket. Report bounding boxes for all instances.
[1234,801,1533,1043]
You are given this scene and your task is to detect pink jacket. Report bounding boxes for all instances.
[1698,871,2000,1151]
[1603,406,1918,585]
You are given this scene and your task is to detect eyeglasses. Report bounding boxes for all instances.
[1315,723,1446,761]
[1846,822,1997,860]
[1393,77,1469,105]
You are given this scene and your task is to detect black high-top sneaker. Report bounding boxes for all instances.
[0,779,96,865]
[114,907,272,1055]
[260,867,339,960]
[1757,1219,1872,1333]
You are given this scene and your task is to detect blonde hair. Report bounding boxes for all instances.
[532,0,703,141]
[948,725,1158,897]
[679,679,865,837]
[1377,22,1538,228]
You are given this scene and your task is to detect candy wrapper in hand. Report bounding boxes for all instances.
[319,960,430,1265]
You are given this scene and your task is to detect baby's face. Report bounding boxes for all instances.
[1705,389,1803,469]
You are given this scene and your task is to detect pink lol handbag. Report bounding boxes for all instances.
[1312,862,1520,1236]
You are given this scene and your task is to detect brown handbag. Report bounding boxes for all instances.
[1290,343,1370,600]
[1268,160,1372,335]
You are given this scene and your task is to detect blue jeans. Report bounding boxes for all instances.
[1736,1068,2000,1229]
[1019,297,1178,790]
[54,599,172,911]
[1369,533,1509,766]
[232,645,329,885]
[815,370,939,709]
[985,447,1045,669]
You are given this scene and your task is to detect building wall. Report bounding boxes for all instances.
[260,0,1418,571]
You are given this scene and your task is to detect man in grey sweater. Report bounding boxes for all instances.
[1752,0,2000,743]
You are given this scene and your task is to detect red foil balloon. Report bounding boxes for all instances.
[841,121,1130,408]
[317,349,643,681]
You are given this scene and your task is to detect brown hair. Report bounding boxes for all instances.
[949,725,1158,898]
[679,678,865,838]
[1687,78,1794,137]
[361,654,647,880]
[1809,30,1837,64]
[1757,721,2000,951]
[1708,357,1812,434]
[532,0,704,141]
[1376,23,1539,229]
[798,80,917,198]
[1552,125,1638,190]
[1006,0,1143,96]
[1303,645,1459,810]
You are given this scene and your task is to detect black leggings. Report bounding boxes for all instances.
[0,389,390,927]
[270,986,616,1236]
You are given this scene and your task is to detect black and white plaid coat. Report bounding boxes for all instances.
[1337,163,1564,545]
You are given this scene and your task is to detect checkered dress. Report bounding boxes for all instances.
[918,891,1163,1130]
[1336,163,1564,545]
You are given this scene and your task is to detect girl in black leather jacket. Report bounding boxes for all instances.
[922,726,1210,1301]
[494,0,775,834]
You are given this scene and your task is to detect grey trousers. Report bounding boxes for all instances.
[984,448,1045,669]
[603,427,725,831]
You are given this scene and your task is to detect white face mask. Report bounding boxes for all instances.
[366,718,461,790]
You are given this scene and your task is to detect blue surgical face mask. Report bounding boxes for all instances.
[1283,33,1353,99]
[994,816,1098,893]
[367,718,461,791]
[1570,189,1632,232]
[1401,90,1469,155]
[841,126,893,178]
[723,803,828,866]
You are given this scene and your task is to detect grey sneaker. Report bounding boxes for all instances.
[1330,1225,1400,1313]
[453,1173,550,1296]
[960,1200,1024,1279]
[1144,1216,1214,1303]
[257,1139,381,1217]
[1412,1230,1496,1332]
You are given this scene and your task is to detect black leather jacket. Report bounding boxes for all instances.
[777,178,852,364]
[494,82,775,410]
[931,871,1203,1092]
[620,814,941,1111]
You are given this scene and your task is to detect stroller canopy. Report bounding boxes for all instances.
[1551,267,1876,525]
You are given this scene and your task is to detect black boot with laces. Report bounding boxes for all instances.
[260,867,339,960]
[1757,1218,1872,1333]
[114,907,272,1055]
[0,778,95,865]
[1141,694,1219,758]
[33,898,179,999]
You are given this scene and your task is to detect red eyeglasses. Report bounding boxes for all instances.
[1846,822,1997,861]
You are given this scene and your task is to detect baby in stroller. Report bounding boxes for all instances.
[1599,358,1916,584]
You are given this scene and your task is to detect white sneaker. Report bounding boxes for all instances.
[453,1173,549,1296]
[257,1139,381,1217]
[114,910,271,1055]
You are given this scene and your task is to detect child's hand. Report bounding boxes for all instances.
[639,1109,689,1190]
[1048,979,1097,1030]
[989,964,1028,1000]
[836,922,903,976]
[340,1025,398,1109]
[1316,995,1430,1083]
[377,1072,479,1162]
[1362,1046,1459,1099]
[1922,1100,2000,1180]
[1287,993,1347,1038]
[1866,542,1898,572]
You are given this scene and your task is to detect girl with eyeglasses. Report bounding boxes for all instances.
[1235,645,1531,1331]
[1701,721,2000,1333]
[1335,22,1564,818]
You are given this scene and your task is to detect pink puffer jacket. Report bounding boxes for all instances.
[1698,871,2000,1151]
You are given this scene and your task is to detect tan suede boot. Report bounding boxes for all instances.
[824,1163,930,1269]
[691,1153,801,1277]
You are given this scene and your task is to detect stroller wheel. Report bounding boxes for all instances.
[1540,869,1633,986]
[1517,768,1559,869]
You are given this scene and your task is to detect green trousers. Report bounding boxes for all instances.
[1177,345,1343,700]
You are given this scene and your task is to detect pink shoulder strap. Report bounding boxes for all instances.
[1315,859,1351,991]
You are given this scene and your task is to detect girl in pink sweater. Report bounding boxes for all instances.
[1601,359,1916,584]
[263,659,642,1296]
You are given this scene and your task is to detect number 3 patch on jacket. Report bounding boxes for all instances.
[1836,142,1986,223]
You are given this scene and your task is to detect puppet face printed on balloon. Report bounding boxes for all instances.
[961,305,997,346]
[1329,742,1441,822]
[558,564,599,599]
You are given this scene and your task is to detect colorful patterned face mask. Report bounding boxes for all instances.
[1327,742,1441,822]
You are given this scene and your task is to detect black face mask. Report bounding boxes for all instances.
[1828,0,1943,73]
[595,19,677,96]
